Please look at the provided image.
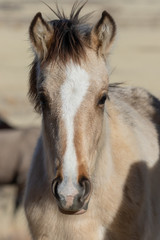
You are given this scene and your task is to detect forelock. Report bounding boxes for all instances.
[44,1,92,64]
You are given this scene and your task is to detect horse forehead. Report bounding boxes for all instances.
[60,62,90,115]
[65,62,90,88]
[44,56,108,105]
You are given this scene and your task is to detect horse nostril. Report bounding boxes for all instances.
[79,177,91,203]
[51,176,91,213]
[52,177,61,200]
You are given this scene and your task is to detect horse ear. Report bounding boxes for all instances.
[29,12,53,60]
[91,11,116,59]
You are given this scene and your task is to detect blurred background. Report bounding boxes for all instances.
[0,0,160,239]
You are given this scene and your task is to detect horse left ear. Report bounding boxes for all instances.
[29,12,53,60]
[91,11,116,59]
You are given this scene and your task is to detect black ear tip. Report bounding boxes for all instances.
[29,12,43,34]
[31,12,43,25]
[100,11,107,22]
[102,10,107,17]
[102,10,113,21]
[36,12,43,19]
[32,12,43,23]
[101,10,116,32]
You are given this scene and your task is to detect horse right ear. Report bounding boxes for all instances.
[29,12,53,60]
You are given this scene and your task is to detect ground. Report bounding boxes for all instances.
[0,0,160,239]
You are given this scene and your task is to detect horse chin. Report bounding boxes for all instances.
[58,202,89,215]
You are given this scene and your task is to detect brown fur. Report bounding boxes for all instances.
[25,3,160,240]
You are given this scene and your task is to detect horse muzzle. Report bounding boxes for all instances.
[52,176,91,215]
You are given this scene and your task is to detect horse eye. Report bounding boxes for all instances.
[98,93,107,107]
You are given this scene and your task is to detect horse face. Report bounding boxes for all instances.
[29,9,116,214]
[38,53,108,214]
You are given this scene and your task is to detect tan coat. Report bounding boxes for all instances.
[24,3,160,240]
[25,86,160,240]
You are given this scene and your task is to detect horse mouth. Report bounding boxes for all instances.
[58,207,87,215]
[58,201,89,215]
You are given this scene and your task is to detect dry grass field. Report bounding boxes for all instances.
[0,0,160,239]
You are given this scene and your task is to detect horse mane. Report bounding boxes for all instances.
[29,2,92,112]
[43,1,92,64]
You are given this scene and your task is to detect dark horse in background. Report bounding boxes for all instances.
[0,116,14,129]
[24,2,160,240]
[0,116,40,208]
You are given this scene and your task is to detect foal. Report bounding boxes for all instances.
[25,3,160,240]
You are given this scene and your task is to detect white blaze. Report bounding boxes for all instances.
[60,62,89,181]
